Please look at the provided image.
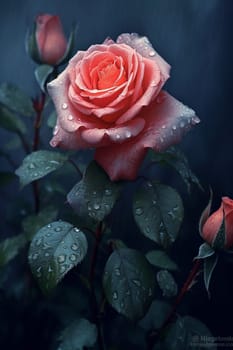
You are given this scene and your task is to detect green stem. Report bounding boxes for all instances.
[147,259,202,349]
[89,222,106,350]
[32,92,46,213]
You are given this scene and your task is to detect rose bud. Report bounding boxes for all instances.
[200,196,233,249]
[35,14,67,65]
[48,33,200,181]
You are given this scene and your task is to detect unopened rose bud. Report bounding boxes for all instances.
[35,14,67,65]
[200,197,233,249]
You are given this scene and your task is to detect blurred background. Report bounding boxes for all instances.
[0,0,233,348]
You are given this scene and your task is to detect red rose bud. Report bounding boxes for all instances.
[35,14,67,65]
[200,197,233,249]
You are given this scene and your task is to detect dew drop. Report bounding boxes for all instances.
[93,203,100,210]
[92,191,97,196]
[32,253,38,260]
[149,51,155,57]
[168,210,176,219]
[60,266,66,273]
[115,134,121,140]
[73,227,80,232]
[115,268,121,276]
[147,181,153,187]
[69,254,77,262]
[57,255,66,263]
[145,226,151,234]
[113,291,118,300]
[135,207,143,215]
[125,130,131,138]
[152,200,157,205]
[151,80,157,87]
[47,224,52,228]
[35,238,42,246]
[44,252,50,257]
[120,301,125,309]
[55,226,62,232]
[132,279,141,287]
[172,125,177,131]
[71,244,78,253]
[192,116,201,125]
[161,124,166,129]
[53,125,59,136]
[62,103,68,110]
[28,163,36,170]
[180,121,185,128]
[36,266,42,277]
[104,189,112,196]
[67,114,74,121]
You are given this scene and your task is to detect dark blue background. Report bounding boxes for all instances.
[1,0,233,346]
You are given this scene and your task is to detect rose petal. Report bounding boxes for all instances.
[117,33,170,82]
[81,117,145,146]
[202,205,224,245]
[95,91,199,181]
[50,120,87,149]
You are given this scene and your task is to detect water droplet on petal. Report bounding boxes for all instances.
[57,255,66,263]
[161,124,166,129]
[53,125,59,135]
[67,114,74,121]
[115,134,121,140]
[172,125,177,130]
[62,103,68,110]
[125,130,131,138]
[135,207,143,215]
[192,116,201,125]
[149,51,155,57]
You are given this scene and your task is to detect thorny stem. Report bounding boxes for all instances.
[89,222,106,350]
[147,259,202,349]
[32,92,46,213]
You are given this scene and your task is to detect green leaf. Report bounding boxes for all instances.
[0,105,27,134]
[204,253,218,295]
[133,181,183,248]
[139,299,172,330]
[0,83,34,117]
[22,206,58,241]
[147,147,202,193]
[25,23,41,64]
[195,243,215,260]
[0,171,16,187]
[156,270,178,297]
[164,316,217,349]
[58,318,97,350]
[28,221,88,294]
[47,110,57,128]
[35,64,54,92]
[0,234,27,267]
[146,250,178,271]
[15,150,68,187]
[103,248,155,320]
[67,161,121,223]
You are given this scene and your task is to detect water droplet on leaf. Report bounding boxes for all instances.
[57,255,66,263]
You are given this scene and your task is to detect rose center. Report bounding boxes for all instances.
[97,59,126,89]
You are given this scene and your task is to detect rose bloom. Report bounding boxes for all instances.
[35,14,67,65]
[201,197,233,249]
[48,33,199,181]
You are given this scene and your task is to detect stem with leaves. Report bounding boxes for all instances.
[147,258,202,349]
[32,92,46,213]
[89,221,106,350]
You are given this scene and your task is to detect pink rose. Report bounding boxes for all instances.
[201,197,233,249]
[35,14,67,65]
[48,33,199,181]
